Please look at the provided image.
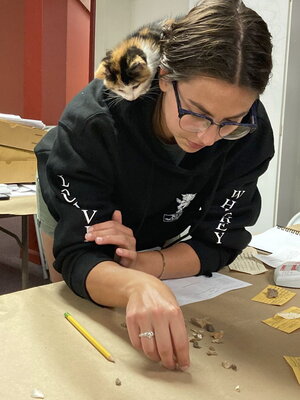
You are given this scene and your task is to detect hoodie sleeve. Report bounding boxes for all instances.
[40,113,120,299]
[184,101,275,275]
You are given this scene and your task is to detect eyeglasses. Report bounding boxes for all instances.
[172,81,257,140]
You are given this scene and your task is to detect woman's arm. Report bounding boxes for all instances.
[86,261,190,371]
[135,242,201,279]
[85,210,201,279]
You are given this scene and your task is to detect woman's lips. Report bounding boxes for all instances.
[187,139,205,150]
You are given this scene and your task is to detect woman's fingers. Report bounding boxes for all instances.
[139,329,161,362]
[85,210,137,268]
[92,234,135,248]
[153,322,176,369]
[169,315,190,370]
[115,248,136,267]
[126,316,161,362]
[112,209,122,224]
[126,283,190,371]
[85,223,133,239]
[126,317,143,350]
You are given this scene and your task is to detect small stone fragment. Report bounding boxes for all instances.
[190,317,210,329]
[31,389,45,399]
[115,378,122,386]
[210,330,224,340]
[206,323,215,332]
[266,288,278,298]
[222,361,232,369]
[193,341,201,349]
[120,322,127,329]
[191,328,205,334]
[222,361,238,371]
[193,332,203,340]
[211,338,223,344]
[207,350,217,356]
[235,385,240,392]
[207,346,217,356]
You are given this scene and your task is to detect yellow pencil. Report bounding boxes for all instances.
[64,312,115,363]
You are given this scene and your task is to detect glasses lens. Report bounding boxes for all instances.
[179,114,211,133]
[220,125,252,140]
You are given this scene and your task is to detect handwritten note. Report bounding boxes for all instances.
[164,273,251,306]
[263,306,300,333]
[251,285,296,305]
[228,247,267,275]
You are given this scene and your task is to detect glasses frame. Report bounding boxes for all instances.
[172,81,257,140]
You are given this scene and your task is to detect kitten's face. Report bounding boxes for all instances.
[112,79,152,101]
[96,46,157,101]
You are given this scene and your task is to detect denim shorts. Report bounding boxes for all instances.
[36,177,57,237]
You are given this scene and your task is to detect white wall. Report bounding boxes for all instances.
[94,0,132,68]
[241,0,291,233]
[131,0,189,29]
[276,0,300,226]
[95,0,189,65]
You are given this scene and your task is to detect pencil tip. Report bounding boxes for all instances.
[108,356,115,363]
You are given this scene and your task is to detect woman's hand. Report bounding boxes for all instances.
[84,210,137,268]
[125,276,190,371]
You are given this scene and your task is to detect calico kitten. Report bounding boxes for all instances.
[95,20,172,101]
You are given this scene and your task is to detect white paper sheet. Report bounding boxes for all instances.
[254,247,300,268]
[7,184,36,198]
[164,273,252,306]
[0,112,45,129]
[249,226,300,253]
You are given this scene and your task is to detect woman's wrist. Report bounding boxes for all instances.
[86,260,160,307]
[134,250,165,277]
[133,243,201,280]
[155,250,166,279]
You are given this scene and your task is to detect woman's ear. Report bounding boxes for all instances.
[158,67,171,92]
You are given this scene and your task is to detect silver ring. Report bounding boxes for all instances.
[138,331,155,339]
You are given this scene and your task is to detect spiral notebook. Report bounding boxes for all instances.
[249,226,300,253]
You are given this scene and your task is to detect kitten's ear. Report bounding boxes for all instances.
[94,62,107,79]
[128,55,147,72]
[95,51,113,79]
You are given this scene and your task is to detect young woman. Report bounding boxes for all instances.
[35,0,273,372]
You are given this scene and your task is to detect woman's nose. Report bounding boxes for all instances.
[196,125,219,146]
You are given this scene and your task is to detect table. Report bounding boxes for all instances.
[1,268,299,400]
[0,195,36,289]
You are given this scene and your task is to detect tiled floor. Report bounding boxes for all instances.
[0,216,50,295]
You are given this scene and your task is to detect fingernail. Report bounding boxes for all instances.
[180,365,189,372]
[87,226,93,232]
[85,233,92,239]
[96,237,103,243]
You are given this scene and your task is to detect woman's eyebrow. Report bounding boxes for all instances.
[188,98,249,119]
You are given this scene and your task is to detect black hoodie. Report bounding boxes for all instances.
[35,79,274,300]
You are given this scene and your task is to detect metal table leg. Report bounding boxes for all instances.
[0,215,29,289]
[21,215,29,289]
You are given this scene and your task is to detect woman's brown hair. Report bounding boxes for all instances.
[160,0,272,94]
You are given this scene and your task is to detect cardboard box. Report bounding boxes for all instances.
[0,119,46,183]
